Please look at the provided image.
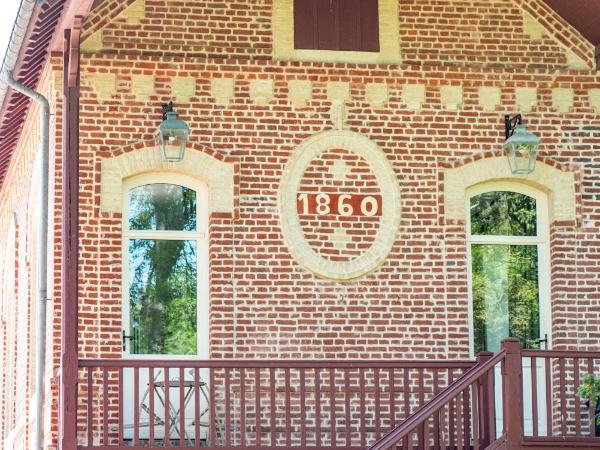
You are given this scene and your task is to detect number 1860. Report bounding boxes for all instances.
[297,193,382,217]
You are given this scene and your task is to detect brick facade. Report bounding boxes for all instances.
[1,1,600,449]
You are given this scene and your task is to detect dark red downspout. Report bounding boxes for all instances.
[59,17,81,450]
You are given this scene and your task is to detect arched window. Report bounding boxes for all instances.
[122,174,208,358]
[467,182,550,355]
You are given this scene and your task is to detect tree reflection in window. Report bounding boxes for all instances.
[470,191,540,354]
[128,184,198,355]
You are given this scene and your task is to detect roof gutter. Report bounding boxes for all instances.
[0,0,40,115]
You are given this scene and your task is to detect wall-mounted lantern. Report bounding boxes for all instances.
[154,102,190,162]
[504,114,540,175]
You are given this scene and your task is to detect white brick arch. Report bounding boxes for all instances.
[443,156,577,225]
[100,143,236,215]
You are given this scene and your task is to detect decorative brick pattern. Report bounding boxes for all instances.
[402,84,426,110]
[478,87,500,113]
[171,77,196,103]
[211,78,235,107]
[249,79,274,106]
[130,75,155,101]
[516,87,538,113]
[365,83,389,109]
[86,73,117,99]
[552,88,574,113]
[440,86,463,111]
[288,80,312,108]
[327,82,350,104]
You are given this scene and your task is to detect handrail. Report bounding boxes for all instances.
[78,358,476,369]
[522,349,600,358]
[367,350,506,450]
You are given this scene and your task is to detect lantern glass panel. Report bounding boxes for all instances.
[506,143,538,174]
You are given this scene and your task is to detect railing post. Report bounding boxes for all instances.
[476,351,494,447]
[502,338,523,450]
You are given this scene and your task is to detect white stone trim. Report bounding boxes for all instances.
[278,130,401,280]
[272,0,400,64]
[443,157,576,225]
[100,146,235,215]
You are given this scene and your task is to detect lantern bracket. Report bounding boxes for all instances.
[161,101,175,121]
[505,113,523,140]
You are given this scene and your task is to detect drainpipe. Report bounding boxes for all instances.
[2,69,50,450]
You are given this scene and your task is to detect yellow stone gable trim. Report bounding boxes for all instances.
[272,0,400,64]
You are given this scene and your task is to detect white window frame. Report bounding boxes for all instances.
[122,173,209,360]
[466,181,551,358]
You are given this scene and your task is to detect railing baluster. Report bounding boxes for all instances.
[134,367,139,446]
[315,368,321,447]
[209,368,216,447]
[418,368,425,408]
[179,367,185,447]
[284,368,291,447]
[531,356,538,437]
[149,367,155,447]
[462,387,470,450]
[241,367,246,447]
[487,367,495,442]
[255,368,261,446]
[87,368,93,448]
[456,392,463,450]
[102,367,108,446]
[194,367,200,447]
[588,358,595,437]
[118,368,123,446]
[559,357,567,435]
[270,367,276,447]
[417,422,425,449]
[344,368,351,447]
[330,367,336,447]
[448,370,455,448]
[403,368,410,418]
[545,357,552,436]
[374,368,381,439]
[300,368,306,448]
[360,367,366,447]
[225,367,231,446]
[389,368,396,428]
[574,358,581,436]
[472,383,480,450]
[165,367,170,447]
[433,369,440,449]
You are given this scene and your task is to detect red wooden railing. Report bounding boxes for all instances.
[368,339,600,450]
[367,350,505,450]
[521,349,600,444]
[77,341,600,450]
[76,359,474,449]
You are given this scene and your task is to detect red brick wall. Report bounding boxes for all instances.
[1,1,600,447]
[76,53,600,363]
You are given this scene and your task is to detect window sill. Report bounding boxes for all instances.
[274,48,401,65]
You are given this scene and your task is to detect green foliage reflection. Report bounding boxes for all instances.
[470,191,536,236]
[127,183,198,355]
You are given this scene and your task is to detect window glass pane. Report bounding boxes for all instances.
[470,191,536,236]
[129,184,196,231]
[472,244,540,354]
[129,239,197,355]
